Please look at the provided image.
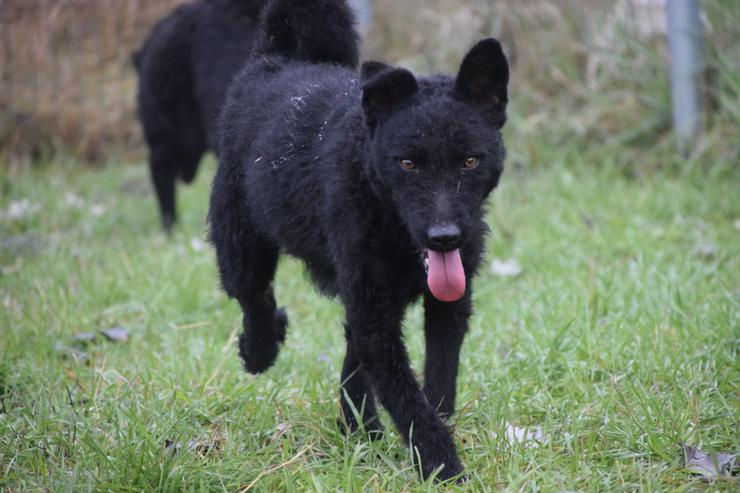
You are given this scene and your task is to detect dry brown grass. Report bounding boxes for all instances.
[0,0,737,170]
[367,0,738,171]
[0,0,187,167]
[366,1,670,136]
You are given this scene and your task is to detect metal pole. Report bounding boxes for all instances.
[666,0,704,152]
[349,0,373,37]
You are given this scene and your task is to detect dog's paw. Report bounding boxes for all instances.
[239,341,278,374]
[422,457,465,484]
[239,308,289,374]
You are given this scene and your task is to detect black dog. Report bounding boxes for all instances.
[134,0,267,230]
[209,0,509,481]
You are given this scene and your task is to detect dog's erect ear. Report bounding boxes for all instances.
[362,67,418,131]
[361,61,392,81]
[455,38,509,119]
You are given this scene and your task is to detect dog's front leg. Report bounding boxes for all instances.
[346,303,464,482]
[422,292,471,418]
[338,326,382,436]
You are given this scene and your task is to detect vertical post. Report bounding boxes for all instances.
[349,0,373,37]
[666,0,704,152]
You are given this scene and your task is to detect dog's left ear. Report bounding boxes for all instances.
[362,65,418,132]
[455,38,509,123]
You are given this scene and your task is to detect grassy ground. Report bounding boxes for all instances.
[1,137,737,491]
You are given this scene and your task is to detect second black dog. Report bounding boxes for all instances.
[134,0,266,230]
[210,0,509,482]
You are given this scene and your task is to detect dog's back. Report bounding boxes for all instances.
[212,0,363,294]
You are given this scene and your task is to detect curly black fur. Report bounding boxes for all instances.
[209,0,509,482]
[134,0,268,230]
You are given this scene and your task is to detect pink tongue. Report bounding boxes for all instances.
[427,249,466,302]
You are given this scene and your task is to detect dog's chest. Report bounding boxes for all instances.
[361,248,426,303]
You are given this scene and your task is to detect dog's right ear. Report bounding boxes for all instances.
[362,66,418,132]
[455,38,509,126]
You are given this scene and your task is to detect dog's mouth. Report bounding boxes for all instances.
[422,248,466,302]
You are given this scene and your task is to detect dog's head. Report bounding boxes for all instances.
[361,39,509,302]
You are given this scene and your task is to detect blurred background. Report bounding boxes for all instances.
[0,0,737,172]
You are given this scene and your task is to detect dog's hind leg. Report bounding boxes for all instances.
[177,123,206,185]
[338,328,383,437]
[235,239,287,374]
[422,293,471,419]
[209,161,288,373]
[149,146,178,232]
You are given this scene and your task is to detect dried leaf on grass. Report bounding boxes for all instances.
[99,327,129,342]
[56,327,129,362]
[683,445,737,479]
[187,436,225,457]
[165,434,225,458]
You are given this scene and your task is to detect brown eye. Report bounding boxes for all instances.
[400,159,416,171]
[463,156,479,169]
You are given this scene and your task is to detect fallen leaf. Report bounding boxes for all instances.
[491,257,523,278]
[72,332,97,345]
[683,445,737,479]
[164,439,181,454]
[187,437,223,456]
[166,435,224,457]
[99,327,129,342]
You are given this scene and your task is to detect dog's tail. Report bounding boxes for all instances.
[256,0,359,68]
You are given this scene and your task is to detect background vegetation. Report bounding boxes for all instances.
[1,0,738,171]
[1,0,738,491]
[0,0,182,167]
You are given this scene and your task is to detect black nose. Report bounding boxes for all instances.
[427,224,461,251]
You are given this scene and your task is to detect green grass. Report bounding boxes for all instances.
[1,143,738,492]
